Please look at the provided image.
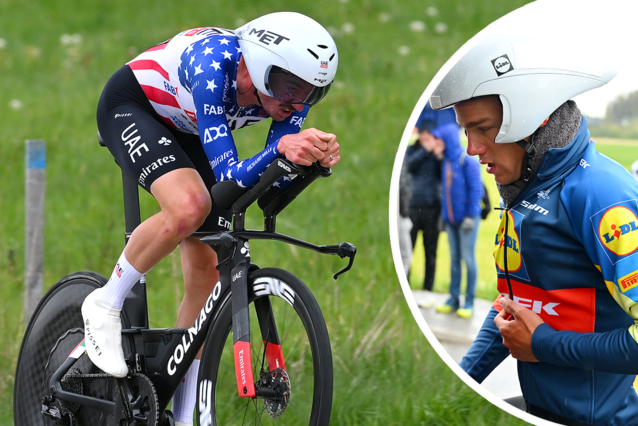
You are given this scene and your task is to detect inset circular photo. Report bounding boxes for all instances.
[391,1,638,425]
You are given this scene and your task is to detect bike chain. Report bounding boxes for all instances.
[60,371,159,426]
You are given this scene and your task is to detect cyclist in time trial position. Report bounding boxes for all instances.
[82,12,339,426]
[430,29,638,426]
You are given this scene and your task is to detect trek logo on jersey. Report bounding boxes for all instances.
[203,124,229,143]
[491,54,513,76]
[619,271,638,293]
[247,28,290,46]
[494,280,596,333]
[598,205,638,256]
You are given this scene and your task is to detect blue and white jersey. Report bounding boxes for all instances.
[127,27,309,188]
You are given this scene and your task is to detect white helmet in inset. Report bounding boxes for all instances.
[430,30,619,143]
[235,12,338,106]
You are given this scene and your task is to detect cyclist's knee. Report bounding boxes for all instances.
[161,192,211,237]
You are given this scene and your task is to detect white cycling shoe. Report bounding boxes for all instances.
[81,287,129,378]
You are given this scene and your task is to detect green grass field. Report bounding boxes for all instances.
[0,1,535,425]
[408,137,638,301]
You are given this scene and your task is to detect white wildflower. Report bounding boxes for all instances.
[398,46,410,56]
[426,7,438,16]
[378,12,391,22]
[341,23,355,34]
[9,99,22,110]
[60,33,82,46]
[409,21,426,32]
[434,23,448,34]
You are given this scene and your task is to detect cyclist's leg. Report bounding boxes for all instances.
[172,136,231,425]
[86,64,211,377]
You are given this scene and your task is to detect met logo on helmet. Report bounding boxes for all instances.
[248,28,290,46]
[491,54,513,76]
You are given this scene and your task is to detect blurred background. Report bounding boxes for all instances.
[0,0,535,424]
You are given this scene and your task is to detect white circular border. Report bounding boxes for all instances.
[384,0,627,424]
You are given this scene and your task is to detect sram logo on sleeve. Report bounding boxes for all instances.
[592,200,638,264]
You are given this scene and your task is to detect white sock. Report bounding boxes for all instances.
[172,359,200,425]
[101,251,144,309]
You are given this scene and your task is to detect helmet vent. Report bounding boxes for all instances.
[317,44,328,49]
[329,53,335,61]
[307,49,319,59]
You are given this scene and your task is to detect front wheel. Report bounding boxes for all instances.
[198,268,333,426]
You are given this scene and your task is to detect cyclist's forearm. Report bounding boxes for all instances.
[460,307,510,383]
[531,323,638,374]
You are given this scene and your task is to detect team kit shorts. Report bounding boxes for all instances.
[96,65,232,234]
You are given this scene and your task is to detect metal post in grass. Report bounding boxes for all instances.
[25,139,46,325]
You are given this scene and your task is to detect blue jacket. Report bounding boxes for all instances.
[432,123,483,225]
[460,117,638,426]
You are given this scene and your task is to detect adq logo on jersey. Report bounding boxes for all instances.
[597,205,638,257]
[493,210,522,273]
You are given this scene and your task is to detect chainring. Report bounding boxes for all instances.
[113,373,159,426]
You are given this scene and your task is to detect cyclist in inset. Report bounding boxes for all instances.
[83,12,339,426]
[430,27,638,426]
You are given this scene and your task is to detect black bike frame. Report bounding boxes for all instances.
[48,150,356,417]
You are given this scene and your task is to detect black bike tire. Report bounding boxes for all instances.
[13,271,107,426]
[197,267,333,426]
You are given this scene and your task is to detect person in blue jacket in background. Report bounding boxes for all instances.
[432,122,483,318]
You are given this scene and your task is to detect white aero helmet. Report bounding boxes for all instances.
[429,30,619,143]
[235,12,338,106]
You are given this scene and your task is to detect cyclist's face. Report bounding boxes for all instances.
[259,93,305,122]
[455,96,526,185]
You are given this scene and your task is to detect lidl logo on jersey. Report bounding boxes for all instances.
[493,209,531,282]
[593,201,638,263]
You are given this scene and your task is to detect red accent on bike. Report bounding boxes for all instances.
[264,341,286,371]
[493,279,596,333]
[128,59,170,81]
[234,341,256,397]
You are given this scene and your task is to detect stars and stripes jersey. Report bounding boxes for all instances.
[460,117,638,425]
[126,27,309,188]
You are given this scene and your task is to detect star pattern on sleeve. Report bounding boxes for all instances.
[203,46,214,56]
[206,79,217,93]
[219,38,230,46]
[221,50,233,60]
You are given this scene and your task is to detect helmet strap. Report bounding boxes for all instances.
[516,134,537,182]
[253,88,264,107]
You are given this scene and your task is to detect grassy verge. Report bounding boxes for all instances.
[1,1,532,424]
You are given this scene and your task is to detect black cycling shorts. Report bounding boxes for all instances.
[96,65,231,234]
